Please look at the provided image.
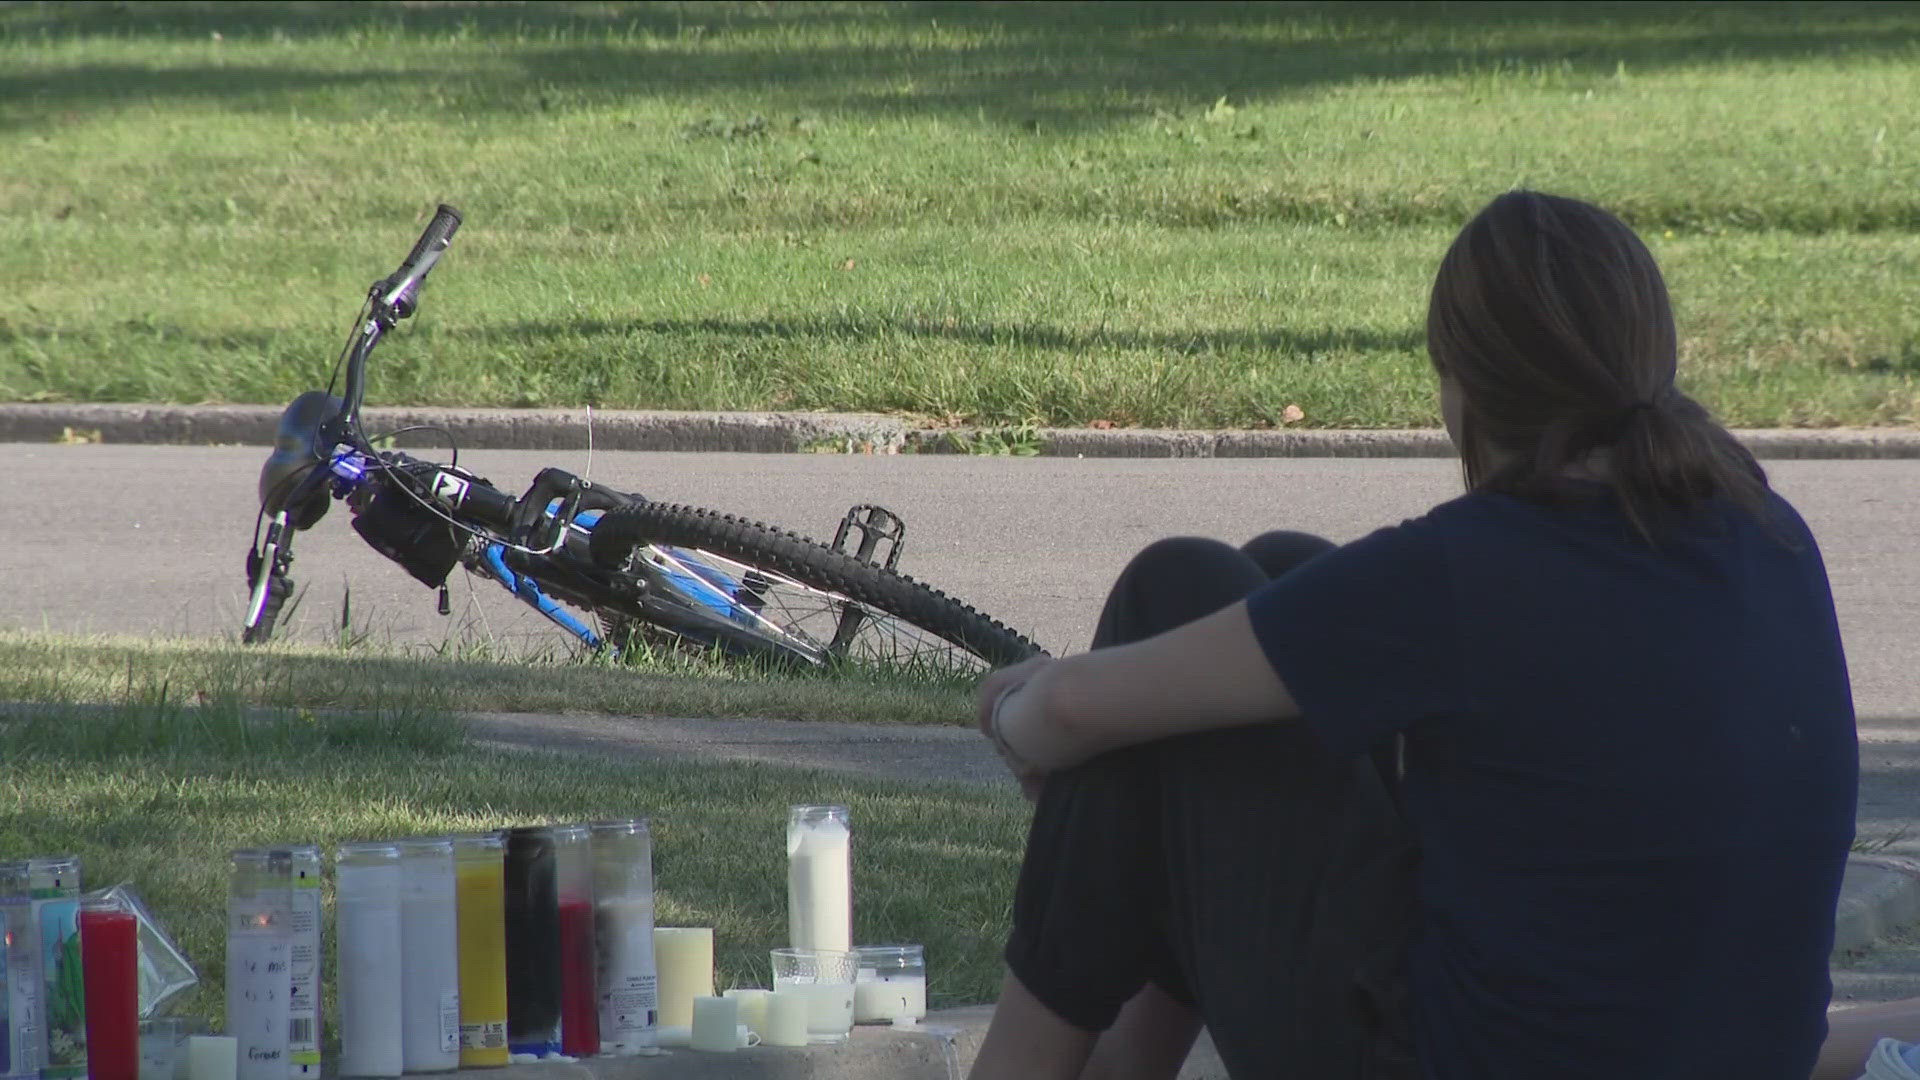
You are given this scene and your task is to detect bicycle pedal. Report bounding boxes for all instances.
[832,504,906,570]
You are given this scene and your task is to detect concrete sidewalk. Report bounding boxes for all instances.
[6,401,1920,458]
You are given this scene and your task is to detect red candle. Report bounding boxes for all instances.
[558,897,599,1054]
[79,898,139,1080]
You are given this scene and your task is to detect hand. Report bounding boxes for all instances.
[977,656,1052,801]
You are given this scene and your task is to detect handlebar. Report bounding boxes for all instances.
[329,203,463,446]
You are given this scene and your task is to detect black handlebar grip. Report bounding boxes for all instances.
[379,203,463,315]
[398,203,462,276]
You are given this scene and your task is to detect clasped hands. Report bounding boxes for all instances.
[976,655,1102,801]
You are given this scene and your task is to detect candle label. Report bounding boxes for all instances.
[460,1021,506,1050]
[604,974,658,1035]
[287,878,321,1072]
[227,933,291,1080]
[439,992,461,1053]
[34,900,85,1080]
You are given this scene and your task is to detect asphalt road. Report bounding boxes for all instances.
[4,444,1915,707]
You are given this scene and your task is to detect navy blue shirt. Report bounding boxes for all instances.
[1246,486,1857,1079]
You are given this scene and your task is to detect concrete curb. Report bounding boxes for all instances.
[6,402,1920,459]
[1837,855,1920,957]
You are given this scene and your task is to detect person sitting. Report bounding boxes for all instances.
[967,190,1861,1079]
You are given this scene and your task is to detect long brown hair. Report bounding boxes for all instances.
[1426,191,1771,542]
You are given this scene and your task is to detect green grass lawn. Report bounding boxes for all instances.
[3,1,1918,427]
[0,692,1027,1039]
[0,630,976,725]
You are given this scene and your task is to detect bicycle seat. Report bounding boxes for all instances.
[259,390,344,529]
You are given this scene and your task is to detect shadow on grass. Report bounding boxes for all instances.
[3,2,1916,130]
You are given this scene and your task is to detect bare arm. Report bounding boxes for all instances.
[983,599,1300,774]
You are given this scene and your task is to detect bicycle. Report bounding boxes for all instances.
[240,204,1044,676]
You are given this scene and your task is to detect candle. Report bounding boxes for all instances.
[688,997,737,1053]
[78,896,139,1080]
[651,928,712,1029]
[225,851,290,1080]
[762,991,809,1048]
[770,947,857,1045]
[452,833,509,1067]
[553,825,598,1057]
[503,827,560,1055]
[186,1036,236,1080]
[1,861,36,1080]
[722,988,771,1037]
[30,856,85,1080]
[591,821,657,1053]
[396,839,460,1073]
[336,843,403,1077]
[852,945,927,1023]
[853,976,927,1024]
[786,806,851,952]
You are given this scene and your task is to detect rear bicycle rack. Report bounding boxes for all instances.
[832,504,906,570]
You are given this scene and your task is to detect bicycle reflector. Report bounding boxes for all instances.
[350,485,461,588]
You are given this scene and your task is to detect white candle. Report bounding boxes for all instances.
[853,974,927,1023]
[654,1026,691,1048]
[336,847,404,1077]
[762,991,809,1048]
[689,996,738,1053]
[723,988,771,1036]
[595,896,658,1050]
[772,977,855,1043]
[786,808,852,952]
[398,839,461,1072]
[188,1036,238,1080]
[651,928,713,1029]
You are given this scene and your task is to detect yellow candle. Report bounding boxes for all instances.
[454,834,509,1067]
[652,927,714,1028]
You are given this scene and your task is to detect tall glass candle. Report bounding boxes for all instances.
[0,862,41,1080]
[396,839,459,1073]
[552,826,598,1056]
[30,856,85,1080]
[786,806,852,952]
[452,833,508,1067]
[77,896,137,1080]
[335,843,402,1077]
[502,828,560,1055]
[225,850,291,1080]
[590,820,656,1053]
[281,845,322,1080]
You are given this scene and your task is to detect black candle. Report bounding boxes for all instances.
[503,826,561,1053]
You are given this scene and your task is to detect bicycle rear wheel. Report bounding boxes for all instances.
[587,502,1044,676]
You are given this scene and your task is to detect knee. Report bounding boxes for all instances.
[1118,536,1248,585]
[1240,530,1336,579]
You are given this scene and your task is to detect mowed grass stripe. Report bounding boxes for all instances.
[2,2,1916,424]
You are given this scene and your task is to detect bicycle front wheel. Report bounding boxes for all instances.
[588,502,1045,676]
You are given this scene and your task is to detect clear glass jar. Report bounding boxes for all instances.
[335,842,402,1077]
[589,820,656,1052]
[853,944,927,1023]
[502,827,559,1055]
[226,850,292,1080]
[451,833,508,1068]
[786,805,852,952]
[394,838,459,1073]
